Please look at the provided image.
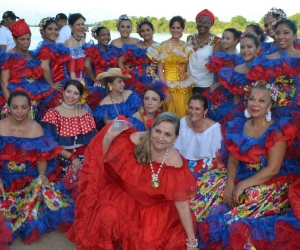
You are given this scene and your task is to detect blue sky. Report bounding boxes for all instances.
[3,0,299,25]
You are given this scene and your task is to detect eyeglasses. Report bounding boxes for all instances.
[197,20,211,26]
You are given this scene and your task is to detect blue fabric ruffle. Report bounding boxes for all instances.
[92,91,142,122]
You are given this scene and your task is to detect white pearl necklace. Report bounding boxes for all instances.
[150,147,169,188]
[62,101,75,110]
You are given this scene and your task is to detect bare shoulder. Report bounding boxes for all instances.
[131,37,140,44]
[123,90,132,100]
[111,38,121,46]
[77,107,88,116]
[132,110,142,120]
[64,38,72,47]
[0,119,8,134]
[28,120,44,137]
[130,131,145,145]
[100,95,111,105]
[165,147,183,168]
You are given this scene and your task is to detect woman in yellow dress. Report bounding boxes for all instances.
[146,16,194,118]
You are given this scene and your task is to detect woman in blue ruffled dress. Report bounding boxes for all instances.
[83,24,118,106]
[206,28,242,121]
[35,17,72,119]
[111,14,139,54]
[208,33,261,123]
[129,81,166,131]
[118,19,159,94]
[247,19,300,160]
[0,91,74,247]
[92,68,142,125]
[191,82,300,249]
[41,80,97,188]
[1,19,54,120]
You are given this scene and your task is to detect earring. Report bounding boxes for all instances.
[204,115,206,118]
[244,108,251,118]
[109,86,113,91]
[157,107,161,114]
[266,110,271,121]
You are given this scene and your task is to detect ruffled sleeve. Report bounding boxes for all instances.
[128,116,146,131]
[206,52,242,73]
[218,68,250,96]
[41,108,97,146]
[35,41,71,65]
[0,129,63,163]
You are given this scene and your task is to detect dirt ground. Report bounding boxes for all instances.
[10,231,76,250]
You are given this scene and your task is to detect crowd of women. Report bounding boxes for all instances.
[1,5,300,250]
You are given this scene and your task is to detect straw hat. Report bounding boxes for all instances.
[96,68,131,81]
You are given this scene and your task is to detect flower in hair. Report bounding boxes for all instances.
[136,18,149,33]
[264,7,287,23]
[252,80,279,102]
[91,22,103,37]
[117,14,130,29]
[39,17,55,28]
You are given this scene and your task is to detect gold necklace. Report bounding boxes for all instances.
[150,147,169,188]
[110,93,125,116]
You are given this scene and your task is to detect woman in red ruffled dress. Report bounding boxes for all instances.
[83,24,118,108]
[0,19,54,120]
[118,19,159,94]
[36,17,72,118]
[67,112,199,250]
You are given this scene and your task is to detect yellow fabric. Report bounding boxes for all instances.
[151,42,194,118]
[168,85,194,119]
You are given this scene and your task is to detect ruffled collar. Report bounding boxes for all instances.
[225,117,292,153]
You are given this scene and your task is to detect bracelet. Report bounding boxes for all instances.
[68,153,78,162]
[38,174,46,178]
[186,238,198,248]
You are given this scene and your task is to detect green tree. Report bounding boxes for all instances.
[230,15,247,27]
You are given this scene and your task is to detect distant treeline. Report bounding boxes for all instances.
[93,14,300,34]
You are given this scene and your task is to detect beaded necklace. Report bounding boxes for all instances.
[150,147,169,188]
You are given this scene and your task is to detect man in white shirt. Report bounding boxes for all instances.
[55,13,71,44]
[0,11,19,51]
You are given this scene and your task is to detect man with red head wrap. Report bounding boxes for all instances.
[0,11,19,51]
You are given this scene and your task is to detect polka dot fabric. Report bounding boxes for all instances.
[41,109,96,137]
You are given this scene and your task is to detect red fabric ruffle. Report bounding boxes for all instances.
[288,178,300,220]
[1,56,43,82]
[225,122,297,163]
[0,143,63,163]
[247,65,269,81]
[67,116,197,249]
[0,215,12,250]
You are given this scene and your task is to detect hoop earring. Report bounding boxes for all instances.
[244,108,251,118]
[266,110,271,121]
